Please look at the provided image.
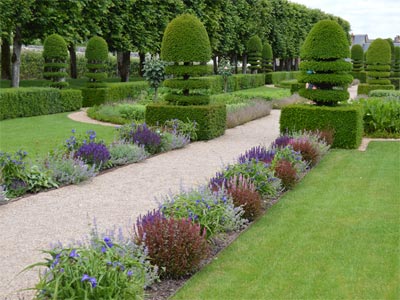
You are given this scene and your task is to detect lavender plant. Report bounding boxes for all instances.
[75,142,111,169]
[159,186,246,239]
[117,123,162,155]
[160,131,190,151]
[237,145,275,164]
[272,135,294,149]
[109,143,149,166]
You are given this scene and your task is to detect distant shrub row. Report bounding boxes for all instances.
[0,88,82,120]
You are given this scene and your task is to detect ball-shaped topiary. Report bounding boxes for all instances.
[247,35,262,73]
[85,36,109,87]
[161,14,212,105]
[262,42,273,73]
[392,46,400,78]
[351,44,364,72]
[365,38,392,85]
[43,34,69,89]
[299,20,353,105]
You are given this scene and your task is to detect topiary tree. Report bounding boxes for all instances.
[262,42,273,73]
[161,13,212,105]
[298,20,353,106]
[142,57,168,101]
[85,36,109,88]
[366,38,392,85]
[246,35,262,74]
[43,34,69,89]
[391,46,400,78]
[351,44,364,72]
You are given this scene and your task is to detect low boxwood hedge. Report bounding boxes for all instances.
[357,83,394,95]
[0,87,82,120]
[145,103,226,140]
[271,71,301,84]
[280,104,363,149]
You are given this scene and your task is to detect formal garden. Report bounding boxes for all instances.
[0,1,399,299]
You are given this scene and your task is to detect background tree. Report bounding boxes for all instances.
[142,57,168,101]
[42,34,69,88]
[262,42,273,73]
[351,44,364,72]
[246,35,263,73]
[298,20,353,106]
[1,33,12,80]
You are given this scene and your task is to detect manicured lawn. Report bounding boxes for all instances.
[173,142,400,300]
[0,112,117,158]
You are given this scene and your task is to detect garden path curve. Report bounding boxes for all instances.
[0,110,281,300]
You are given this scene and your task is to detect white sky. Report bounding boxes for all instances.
[290,0,400,39]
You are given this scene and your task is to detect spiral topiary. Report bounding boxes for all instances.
[392,46,400,78]
[262,42,273,73]
[298,20,353,105]
[351,44,364,72]
[43,34,69,89]
[247,35,262,74]
[161,14,212,105]
[365,38,392,85]
[85,36,109,88]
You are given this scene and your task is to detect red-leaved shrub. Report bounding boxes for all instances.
[274,159,297,189]
[316,129,334,146]
[290,138,320,166]
[226,175,262,221]
[134,210,209,279]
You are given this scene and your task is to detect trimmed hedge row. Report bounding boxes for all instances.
[351,71,367,83]
[0,88,82,120]
[270,71,301,84]
[82,81,149,107]
[390,78,400,90]
[369,89,400,98]
[145,103,226,140]
[280,104,363,149]
[357,83,394,95]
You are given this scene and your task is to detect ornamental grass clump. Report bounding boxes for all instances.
[134,209,209,279]
[160,186,246,239]
[226,175,262,221]
[26,229,158,299]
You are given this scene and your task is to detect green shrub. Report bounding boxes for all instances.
[280,104,363,149]
[392,46,400,77]
[369,89,400,99]
[146,103,226,140]
[271,71,300,84]
[299,20,352,105]
[262,42,273,73]
[365,38,393,89]
[85,36,109,87]
[87,103,146,124]
[390,78,400,90]
[357,83,394,95]
[43,34,69,89]
[0,88,82,120]
[351,44,364,72]
[247,35,262,73]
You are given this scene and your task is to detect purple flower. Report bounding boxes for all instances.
[272,135,293,149]
[238,146,275,164]
[81,274,97,288]
[127,270,133,277]
[69,249,79,258]
[128,123,161,154]
[50,253,61,269]
[75,142,110,166]
[103,237,113,248]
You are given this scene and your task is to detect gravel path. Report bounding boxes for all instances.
[0,111,281,300]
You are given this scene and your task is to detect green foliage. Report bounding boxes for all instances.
[164,94,210,106]
[351,44,364,72]
[357,83,394,95]
[271,71,300,84]
[82,81,148,107]
[0,88,82,120]
[161,14,211,63]
[164,78,213,90]
[280,104,364,149]
[42,34,69,88]
[365,39,392,87]
[247,35,262,72]
[392,46,400,78]
[164,65,212,77]
[146,103,226,140]
[87,103,146,125]
[299,20,352,105]
[142,58,168,100]
[390,78,400,90]
[356,97,400,134]
[369,90,400,99]
[85,36,109,86]
[109,143,148,166]
[261,42,273,73]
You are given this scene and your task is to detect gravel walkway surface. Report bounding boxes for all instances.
[0,110,281,300]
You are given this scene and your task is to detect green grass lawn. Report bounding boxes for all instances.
[173,142,400,300]
[0,112,117,158]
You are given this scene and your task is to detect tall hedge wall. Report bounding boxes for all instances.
[280,104,363,149]
[0,88,82,120]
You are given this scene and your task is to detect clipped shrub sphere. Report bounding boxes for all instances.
[85,36,109,62]
[161,14,211,62]
[262,43,273,60]
[351,44,364,61]
[43,34,68,60]
[301,20,350,60]
[366,38,391,65]
[247,35,263,53]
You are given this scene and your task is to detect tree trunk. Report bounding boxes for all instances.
[242,54,247,74]
[68,44,78,79]
[213,55,218,74]
[1,35,11,80]
[231,54,238,74]
[11,28,22,88]
[138,52,146,77]
[117,51,130,82]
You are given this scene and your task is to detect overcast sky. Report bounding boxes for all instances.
[290,0,400,39]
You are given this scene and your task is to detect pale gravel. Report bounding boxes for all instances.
[0,110,281,300]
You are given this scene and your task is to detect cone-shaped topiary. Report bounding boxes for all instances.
[247,35,262,74]
[161,14,212,105]
[262,42,273,73]
[366,38,392,85]
[351,44,364,72]
[298,20,353,105]
[43,34,69,89]
[392,46,400,78]
[85,36,109,88]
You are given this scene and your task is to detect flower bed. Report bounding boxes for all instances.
[21,130,332,299]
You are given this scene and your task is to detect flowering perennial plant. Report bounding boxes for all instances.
[109,142,149,166]
[0,150,28,197]
[64,129,98,153]
[117,123,162,154]
[75,142,111,168]
[237,145,275,165]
